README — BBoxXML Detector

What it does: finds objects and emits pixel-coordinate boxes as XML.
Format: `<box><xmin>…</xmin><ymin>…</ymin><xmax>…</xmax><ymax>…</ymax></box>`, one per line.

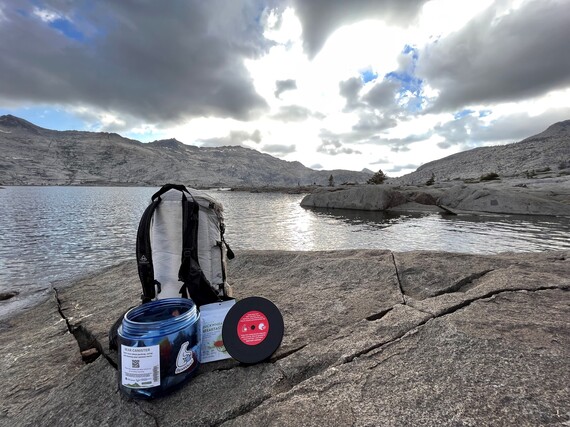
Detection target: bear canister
<box><xmin>117</xmin><ymin>298</ymin><xmax>201</xmax><ymax>399</ymax></box>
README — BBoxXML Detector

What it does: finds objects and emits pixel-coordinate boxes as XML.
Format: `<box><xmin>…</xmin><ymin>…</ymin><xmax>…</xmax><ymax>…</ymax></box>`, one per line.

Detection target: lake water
<box><xmin>1</xmin><ymin>186</ymin><xmax>569</xmax><ymax>318</ymax></box>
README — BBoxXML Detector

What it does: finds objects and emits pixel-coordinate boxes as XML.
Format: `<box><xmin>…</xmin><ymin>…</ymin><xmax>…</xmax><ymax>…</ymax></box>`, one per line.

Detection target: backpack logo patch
<box><xmin>139</xmin><ymin>255</ymin><xmax>149</xmax><ymax>264</ymax></box>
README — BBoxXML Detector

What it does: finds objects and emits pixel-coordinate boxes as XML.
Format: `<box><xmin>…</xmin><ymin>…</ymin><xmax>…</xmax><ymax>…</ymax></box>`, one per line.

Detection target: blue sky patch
<box><xmin>360</xmin><ymin>69</ymin><xmax>378</xmax><ymax>83</ymax></box>
<box><xmin>0</xmin><ymin>107</ymin><xmax>87</xmax><ymax>131</ymax></box>
<box><xmin>454</xmin><ymin>109</ymin><xmax>475</xmax><ymax>119</ymax></box>
<box><xmin>383</xmin><ymin>45</ymin><xmax>425</xmax><ymax>112</ymax></box>
<box><xmin>49</xmin><ymin>18</ymin><xmax>85</xmax><ymax>41</ymax></box>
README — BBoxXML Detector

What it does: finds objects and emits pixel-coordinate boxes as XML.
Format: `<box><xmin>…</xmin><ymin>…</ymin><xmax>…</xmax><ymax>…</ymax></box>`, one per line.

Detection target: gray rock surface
<box><xmin>438</xmin><ymin>183</ymin><xmax>570</xmax><ymax>216</ymax></box>
<box><xmin>1</xmin><ymin>250</ymin><xmax>569</xmax><ymax>426</ymax></box>
<box><xmin>300</xmin><ymin>179</ymin><xmax>570</xmax><ymax>216</ymax></box>
<box><xmin>300</xmin><ymin>186</ymin><xmax>396</xmax><ymax>210</ymax></box>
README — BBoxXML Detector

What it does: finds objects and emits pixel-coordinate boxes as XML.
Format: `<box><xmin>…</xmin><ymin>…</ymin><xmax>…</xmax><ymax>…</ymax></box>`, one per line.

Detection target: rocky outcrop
<box><xmin>438</xmin><ymin>183</ymin><xmax>570</xmax><ymax>216</ymax></box>
<box><xmin>0</xmin><ymin>115</ymin><xmax>370</xmax><ymax>187</ymax></box>
<box><xmin>1</xmin><ymin>250</ymin><xmax>569</xmax><ymax>426</ymax></box>
<box><xmin>301</xmin><ymin>179</ymin><xmax>570</xmax><ymax>216</ymax></box>
<box><xmin>300</xmin><ymin>186</ymin><xmax>396</xmax><ymax>210</ymax></box>
<box><xmin>392</xmin><ymin>120</ymin><xmax>570</xmax><ymax>185</ymax></box>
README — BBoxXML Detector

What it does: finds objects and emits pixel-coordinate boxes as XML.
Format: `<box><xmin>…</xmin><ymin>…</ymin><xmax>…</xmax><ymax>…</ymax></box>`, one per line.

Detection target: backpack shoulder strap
<box><xmin>136</xmin><ymin>184</ymin><xmax>187</xmax><ymax>301</ymax></box>
<box><xmin>136</xmin><ymin>197</ymin><xmax>161</xmax><ymax>302</ymax></box>
<box><xmin>178</xmin><ymin>193</ymin><xmax>221</xmax><ymax>306</ymax></box>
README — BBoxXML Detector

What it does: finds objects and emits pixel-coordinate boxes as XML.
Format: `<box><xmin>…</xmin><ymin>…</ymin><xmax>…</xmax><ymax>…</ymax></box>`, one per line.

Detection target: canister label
<box><xmin>121</xmin><ymin>344</ymin><xmax>161</xmax><ymax>389</ymax></box>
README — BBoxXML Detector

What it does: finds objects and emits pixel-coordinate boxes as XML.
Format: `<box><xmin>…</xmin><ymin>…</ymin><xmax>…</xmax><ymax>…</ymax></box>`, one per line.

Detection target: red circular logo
<box><xmin>237</xmin><ymin>310</ymin><xmax>269</xmax><ymax>346</ymax></box>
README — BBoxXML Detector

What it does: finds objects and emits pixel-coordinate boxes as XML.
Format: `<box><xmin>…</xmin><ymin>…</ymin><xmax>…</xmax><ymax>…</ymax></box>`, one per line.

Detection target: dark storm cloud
<box><xmin>417</xmin><ymin>0</ymin><xmax>570</xmax><ymax>111</ymax></box>
<box><xmin>0</xmin><ymin>1</ymin><xmax>271</xmax><ymax>124</ymax></box>
<box><xmin>317</xmin><ymin>139</ymin><xmax>362</xmax><ymax>155</ymax></box>
<box><xmin>274</xmin><ymin>79</ymin><xmax>297</xmax><ymax>98</ymax></box>
<box><xmin>289</xmin><ymin>0</ymin><xmax>428</xmax><ymax>58</ymax></box>
<box><xmin>200</xmin><ymin>129</ymin><xmax>262</xmax><ymax>147</ymax></box>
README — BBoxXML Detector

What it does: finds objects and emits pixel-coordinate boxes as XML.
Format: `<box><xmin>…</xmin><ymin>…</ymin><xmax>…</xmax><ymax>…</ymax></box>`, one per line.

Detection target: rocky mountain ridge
<box><xmin>0</xmin><ymin>115</ymin><xmax>371</xmax><ymax>187</ymax></box>
<box><xmin>392</xmin><ymin>120</ymin><xmax>570</xmax><ymax>185</ymax></box>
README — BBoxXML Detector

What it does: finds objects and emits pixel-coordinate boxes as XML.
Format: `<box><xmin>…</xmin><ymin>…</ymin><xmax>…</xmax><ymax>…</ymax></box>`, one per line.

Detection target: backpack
<box><xmin>136</xmin><ymin>183</ymin><xmax>234</xmax><ymax>306</ymax></box>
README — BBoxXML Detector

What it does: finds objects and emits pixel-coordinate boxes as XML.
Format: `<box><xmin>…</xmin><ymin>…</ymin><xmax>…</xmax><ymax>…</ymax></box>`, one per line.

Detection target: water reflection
<box><xmin>306</xmin><ymin>207</ymin><xmax>570</xmax><ymax>253</ymax></box>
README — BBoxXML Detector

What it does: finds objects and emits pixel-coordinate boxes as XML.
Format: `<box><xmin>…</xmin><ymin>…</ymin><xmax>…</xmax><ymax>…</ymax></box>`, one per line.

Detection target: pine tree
<box><xmin>367</xmin><ymin>169</ymin><xmax>387</xmax><ymax>184</ymax></box>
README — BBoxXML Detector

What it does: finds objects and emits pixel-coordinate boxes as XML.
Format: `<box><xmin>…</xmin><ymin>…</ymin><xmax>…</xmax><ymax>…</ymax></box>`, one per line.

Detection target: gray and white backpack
<box><xmin>136</xmin><ymin>184</ymin><xmax>234</xmax><ymax>306</ymax></box>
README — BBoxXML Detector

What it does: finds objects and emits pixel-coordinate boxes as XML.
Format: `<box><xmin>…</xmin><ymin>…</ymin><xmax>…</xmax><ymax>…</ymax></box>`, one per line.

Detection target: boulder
<box><xmin>438</xmin><ymin>183</ymin><xmax>570</xmax><ymax>216</ymax></box>
<box><xmin>300</xmin><ymin>186</ymin><xmax>395</xmax><ymax>210</ymax></box>
<box><xmin>1</xmin><ymin>250</ymin><xmax>569</xmax><ymax>426</ymax></box>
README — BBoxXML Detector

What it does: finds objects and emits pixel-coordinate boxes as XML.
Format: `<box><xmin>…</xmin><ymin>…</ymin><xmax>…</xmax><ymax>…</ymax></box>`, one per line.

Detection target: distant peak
<box><xmin>525</xmin><ymin>119</ymin><xmax>570</xmax><ymax>141</ymax></box>
<box><xmin>545</xmin><ymin>119</ymin><xmax>570</xmax><ymax>132</ymax></box>
<box><xmin>0</xmin><ymin>115</ymin><xmax>44</xmax><ymax>134</ymax></box>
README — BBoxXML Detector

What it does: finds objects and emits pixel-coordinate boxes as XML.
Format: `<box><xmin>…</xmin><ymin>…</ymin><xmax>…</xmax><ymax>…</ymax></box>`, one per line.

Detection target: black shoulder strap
<box><xmin>137</xmin><ymin>184</ymin><xmax>190</xmax><ymax>302</ymax></box>
<box><xmin>178</xmin><ymin>193</ymin><xmax>221</xmax><ymax>306</ymax></box>
<box><xmin>136</xmin><ymin>197</ymin><xmax>161</xmax><ymax>302</ymax></box>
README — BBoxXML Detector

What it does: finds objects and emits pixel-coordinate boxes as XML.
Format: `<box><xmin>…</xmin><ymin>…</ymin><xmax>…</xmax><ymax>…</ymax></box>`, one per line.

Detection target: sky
<box><xmin>1</xmin><ymin>0</ymin><xmax>569</xmax><ymax>176</ymax></box>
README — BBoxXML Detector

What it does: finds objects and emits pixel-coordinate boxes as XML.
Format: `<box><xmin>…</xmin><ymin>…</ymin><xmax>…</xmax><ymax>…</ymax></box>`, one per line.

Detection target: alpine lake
<box><xmin>1</xmin><ymin>186</ymin><xmax>569</xmax><ymax>318</ymax></box>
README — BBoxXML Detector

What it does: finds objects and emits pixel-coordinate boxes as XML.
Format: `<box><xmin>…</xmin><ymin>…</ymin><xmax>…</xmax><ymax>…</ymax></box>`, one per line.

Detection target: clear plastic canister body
<box><xmin>118</xmin><ymin>298</ymin><xmax>201</xmax><ymax>399</ymax></box>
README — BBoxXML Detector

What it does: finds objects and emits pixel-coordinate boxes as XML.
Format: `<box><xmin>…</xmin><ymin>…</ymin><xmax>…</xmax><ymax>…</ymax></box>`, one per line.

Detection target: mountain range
<box><xmin>393</xmin><ymin>120</ymin><xmax>570</xmax><ymax>185</ymax></box>
<box><xmin>1</xmin><ymin>115</ymin><xmax>568</xmax><ymax>187</ymax></box>
<box><xmin>0</xmin><ymin>115</ymin><xmax>371</xmax><ymax>187</ymax></box>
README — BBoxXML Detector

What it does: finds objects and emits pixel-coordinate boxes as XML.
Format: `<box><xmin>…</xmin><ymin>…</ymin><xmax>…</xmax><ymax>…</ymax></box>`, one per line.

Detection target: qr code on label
<box><xmin>131</xmin><ymin>360</ymin><xmax>140</xmax><ymax>368</ymax></box>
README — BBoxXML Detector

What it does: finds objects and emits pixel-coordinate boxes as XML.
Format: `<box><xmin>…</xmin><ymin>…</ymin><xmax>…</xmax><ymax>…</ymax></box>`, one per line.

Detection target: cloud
<box><xmin>370</xmin><ymin>157</ymin><xmax>390</xmax><ymax>165</ymax></box>
<box><xmin>387</xmin><ymin>163</ymin><xmax>419</xmax><ymax>173</ymax></box>
<box><xmin>310</xmin><ymin>163</ymin><xmax>323</xmax><ymax>169</ymax></box>
<box><xmin>390</xmin><ymin>146</ymin><xmax>411</xmax><ymax>153</ymax></box>
<box><xmin>271</xmin><ymin>105</ymin><xmax>325</xmax><ymax>122</ymax></box>
<box><xmin>317</xmin><ymin>138</ymin><xmax>362</xmax><ymax>155</ymax></box>
<box><xmin>336</xmin><ymin>47</ymin><xmax>425</xmax><ymax>144</ymax></box>
<box><xmin>362</xmin><ymin>79</ymin><xmax>400</xmax><ymax>109</ymax></box>
<box><xmin>434</xmin><ymin>107</ymin><xmax>570</xmax><ymax>149</ymax></box>
<box><xmin>352</xmin><ymin>112</ymin><xmax>397</xmax><ymax>133</ymax></box>
<box><xmin>261</xmin><ymin>143</ymin><xmax>296</xmax><ymax>155</ymax></box>
<box><xmin>0</xmin><ymin>1</ymin><xmax>270</xmax><ymax>124</ymax></box>
<box><xmin>417</xmin><ymin>0</ymin><xmax>570</xmax><ymax>111</ymax></box>
<box><xmin>199</xmin><ymin>129</ymin><xmax>262</xmax><ymax>147</ymax></box>
<box><xmin>339</xmin><ymin>77</ymin><xmax>364</xmax><ymax>111</ymax></box>
<box><xmin>274</xmin><ymin>79</ymin><xmax>297</xmax><ymax>98</ymax></box>
<box><xmin>289</xmin><ymin>0</ymin><xmax>428</xmax><ymax>58</ymax></box>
